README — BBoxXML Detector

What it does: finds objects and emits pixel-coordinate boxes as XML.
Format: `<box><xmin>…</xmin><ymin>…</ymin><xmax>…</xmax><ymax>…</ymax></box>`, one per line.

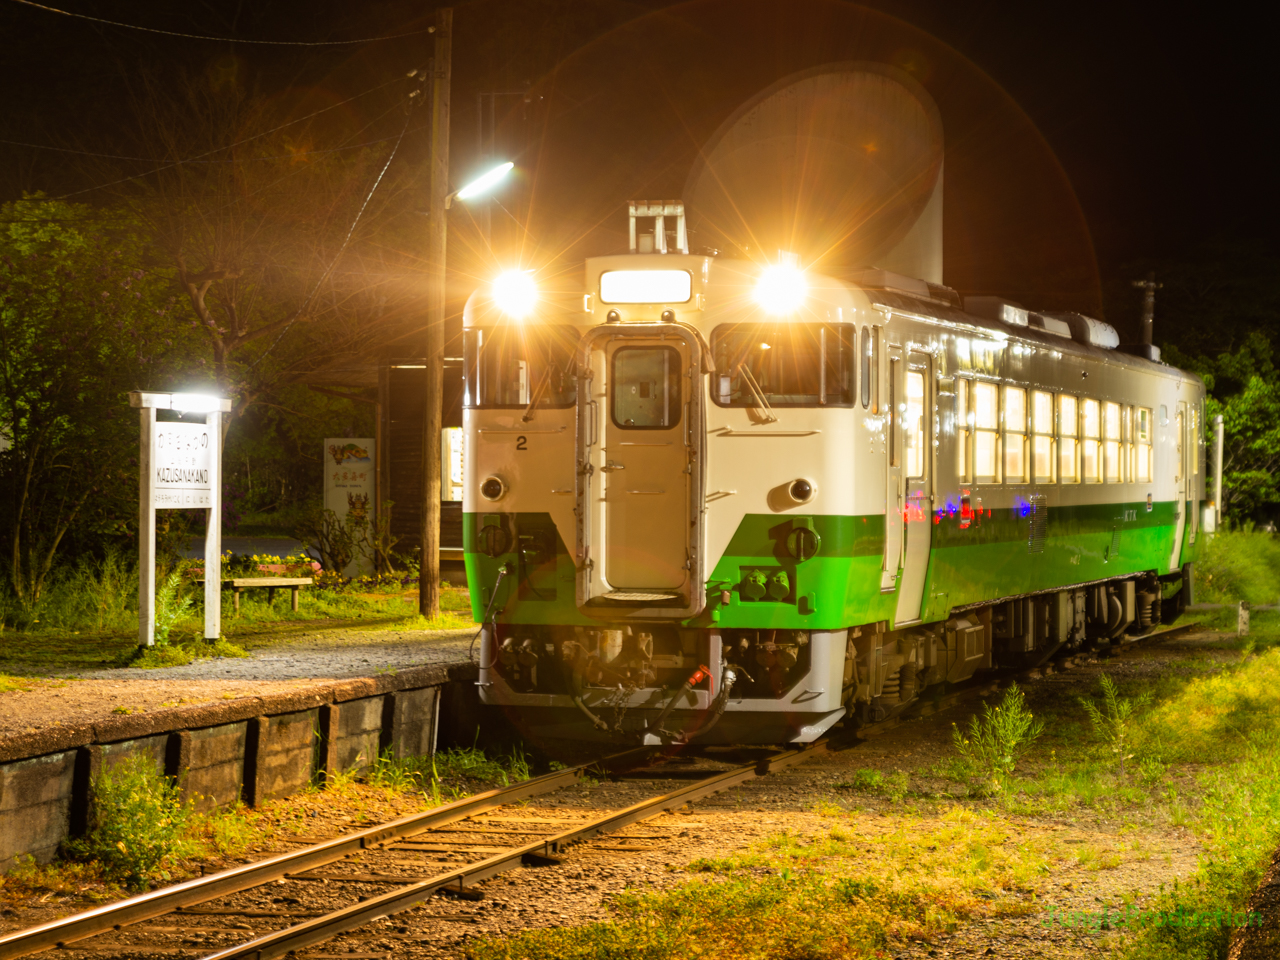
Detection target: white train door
<box><xmin>1169</xmin><ymin>400</ymin><xmax>1187</xmax><ymax>570</ymax></box>
<box><xmin>895</xmin><ymin>353</ymin><xmax>933</xmax><ymax>624</ymax></box>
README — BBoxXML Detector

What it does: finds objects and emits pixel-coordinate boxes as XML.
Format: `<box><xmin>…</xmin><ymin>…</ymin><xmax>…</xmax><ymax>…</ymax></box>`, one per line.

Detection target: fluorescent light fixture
<box><xmin>492</xmin><ymin>269</ymin><xmax>538</xmax><ymax>319</ymax></box>
<box><xmin>170</xmin><ymin>393</ymin><xmax>224</xmax><ymax>414</ymax></box>
<box><xmin>755</xmin><ymin>262</ymin><xmax>808</xmax><ymax>315</ymax></box>
<box><xmin>456</xmin><ymin>161</ymin><xmax>514</xmax><ymax>201</ymax></box>
<box><xmin>600</xmin><ymin>269</ymin><xmax>692</xmax><ymax>304</ymax></box>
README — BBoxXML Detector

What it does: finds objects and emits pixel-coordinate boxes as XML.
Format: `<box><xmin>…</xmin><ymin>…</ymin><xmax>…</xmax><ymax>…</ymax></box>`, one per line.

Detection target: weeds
<box><xmin>63</xmin><ymin>755</ymin><xmax>200</xmax><ymax>889</ymax></box>
<box><xmin>153</xmin><ymin>569</ymin><xmax>193</xmax><ymax>645</ymax></box>
<box><xmin>1078</xmin><ymin>673</ymin><xmax>1152</xmax><ymax>780</ymax></box>
<box><xmin>951</xmin><ymin>683</ymin><xmax>1045</xmax><ymax>793</ymax></box>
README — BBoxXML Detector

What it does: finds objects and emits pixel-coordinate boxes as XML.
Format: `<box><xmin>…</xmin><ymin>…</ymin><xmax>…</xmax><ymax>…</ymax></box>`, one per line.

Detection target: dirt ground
<box><xmin>1</xmin><ymin>630</ymin><xmax>1246</xmax><ymax>959</ymax></box>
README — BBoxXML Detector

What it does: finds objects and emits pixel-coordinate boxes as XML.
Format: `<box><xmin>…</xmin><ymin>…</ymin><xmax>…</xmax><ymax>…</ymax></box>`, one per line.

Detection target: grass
<box><xmin>473</xmin><ymin>805</ymin><xmax>1055</xmax><ymax>960</ymax></box>
<box><xmin>0</xmin><ymin>556</ymin><xmax>475</xmax><ymax>672</ymax></box>
<box><xmin>1195</xmin><ymin>525</ymin><xmax>1280</xmax><ymax>605</ymax></box>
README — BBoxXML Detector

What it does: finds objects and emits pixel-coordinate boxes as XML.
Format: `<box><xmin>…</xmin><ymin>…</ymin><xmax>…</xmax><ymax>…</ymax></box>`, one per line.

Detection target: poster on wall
<box><xmin>324</xmin><ymin>438</ymin><xmax>375</xmax><ymax>576</ymax></box>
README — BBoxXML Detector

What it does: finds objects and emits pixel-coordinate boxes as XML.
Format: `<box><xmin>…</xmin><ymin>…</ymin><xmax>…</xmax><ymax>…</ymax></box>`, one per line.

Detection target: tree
<box><xmin>1164</xmin><ymin>334</ymin><xmax>1280</xmax><ymax>519</ymax></box>
<box><xmin>100</xmin><ymin>67</ymin><xmax>427</xmax><ymax>429</ymax></box>
<box><xmin>0</xmin><ymin>198</ymin><xmax>196</xmax><ymax>605</ymax></box>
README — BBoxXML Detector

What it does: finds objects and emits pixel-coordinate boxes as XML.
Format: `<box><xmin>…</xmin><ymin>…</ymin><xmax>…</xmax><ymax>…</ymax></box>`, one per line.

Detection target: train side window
<box><xmin>1136</xmin><ymin>407</ymin><xmax>1153</xmax><ymax>482</ymax></box>
<box><xmin>1058</xmin><ymin>394</ymin><xmax>1079</xmax><ymax>482</ymax></box>
<box><xmin>1103</xmin><ymin>401</ymin><xmax>1122</xmax><ymax>482</ymax></box>
<box><xmin>1032</xmin><ymin>390</ymin><xmax>1054</xmax><ymax>482</ymax></box>
<box><xmin>1082</xmin><ymin>398</ymin><xmax>1101</xmax><ymax>482</ymax></box>
<box><xmin>973</xmin><ymin>381</ymin><xmax>999</xmax><ymax>483</ymax></box>
<box><xmin>1191</xmin><ymin>404</ymin><xmax>1200</xmax><ymax>477</ymax></box>
<box><xmin>860</xmin><ymin>327</ymin><xmax>871</xmax><ymax>408</ymax></box>
<box><xmin>905</xmin><ymin>371</ymin><xmax>926</xmax><ymax>478</ymax></box>
<box><xmin>1004</xmin><ymin>386</ymin><xmax>1028</xmax><ymax>483</ymax></box>
<box><xmin>1121</xmin><ymin>405</ymin><xmax>1133</xmax><ymax>482</ymax></box>
<box><xmin>956</xmin><ymin>378</ymin><xmax>972</xmax><ymax>482</ymax></box>
<box><xmin>1175</xmin><ymin>409</ymin><xmax>1184</xmax><ymax>484</ymax></box>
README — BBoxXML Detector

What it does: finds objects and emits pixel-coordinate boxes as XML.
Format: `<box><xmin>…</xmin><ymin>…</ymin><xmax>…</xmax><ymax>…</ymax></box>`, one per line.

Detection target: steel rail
<box><xmin>0</xmin><ymin>750</ymin><xmax>651</xmax><ymax>960</ymax></box>
<box><xmin>197</xmin><ymin>741</ymin><xmax>828</xmax><ymax>960</ymax></box>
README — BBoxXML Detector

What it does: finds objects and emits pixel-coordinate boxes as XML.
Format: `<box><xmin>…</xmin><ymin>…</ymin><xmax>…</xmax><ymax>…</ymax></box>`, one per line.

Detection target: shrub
<box><xmin>1078</xmin><ymin>673</ymin><xmax>1153</xmax><ymax>779</ymax></box>
<box><xmin>64</xmin><ymin>755</ymin><xmax>200</xmax><ymax>888</ymax></box>
<box><xmin>951</xmin><ymin>683</ymin><xmax>1045</xmax><ymax>792</ymax></box>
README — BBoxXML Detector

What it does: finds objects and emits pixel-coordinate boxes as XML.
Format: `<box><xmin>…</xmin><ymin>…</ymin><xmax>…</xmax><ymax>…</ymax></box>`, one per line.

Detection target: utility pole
<box><xmin>420</xmin><ymin>6</ymin><xmax>451</xmax><ymax>619</ymax></box>
<box><xmin>1132</xmin><ymin>271</ymin><xmax>1162</xmax><ymax>346</ymax></box>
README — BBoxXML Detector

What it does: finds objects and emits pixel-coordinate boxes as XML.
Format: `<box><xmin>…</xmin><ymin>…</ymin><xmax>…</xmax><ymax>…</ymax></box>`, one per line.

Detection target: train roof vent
<box><xmin>964</xmin><ymin>295</ymin><xmax>1028</xmax><ymax>327</ymax></box>
<box><xmin>1028</xmin><ymin>313</ymin><xmax>1072</xmax><ymax>338</ymax></box>
<box><xmin>1038</xmin><ymin>311</ymin><xmax>1120</xmax><ymax>349</ymax></box>
<box><xmin>853</xmin><ymin>269</ymin><xmax>961</xmax><ymax>307</ymax></box>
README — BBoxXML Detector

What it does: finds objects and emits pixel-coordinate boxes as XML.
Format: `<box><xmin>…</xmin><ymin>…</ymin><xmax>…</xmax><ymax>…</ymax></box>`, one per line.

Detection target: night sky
<box><xmin>0</xmin><ymin>0</ymin><xmax>1269</xmax><ymax>337</ymax></box>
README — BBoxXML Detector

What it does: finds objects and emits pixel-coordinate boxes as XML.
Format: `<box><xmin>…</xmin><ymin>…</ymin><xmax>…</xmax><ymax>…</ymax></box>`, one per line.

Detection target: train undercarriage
<box><xmin>480</xmin><ymin>566</ymin><xmax>1192</xmax><ymax>746</ymax></box>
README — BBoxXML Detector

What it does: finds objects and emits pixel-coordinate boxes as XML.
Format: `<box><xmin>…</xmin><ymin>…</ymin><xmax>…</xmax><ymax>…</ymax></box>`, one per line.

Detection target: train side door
<box><xmin>895</xmin><ymin>353</ymin><xmax>933</xmax><ymax>624</ymax></box>
<box><xmin>1169</xmin><ymin>400</ymin><xmax>1187</xmax><ymax>570</ymax></box>
<box><xmin>881</xmin><ymin>344</ymin><xmax>905</xmax><ymax>592</ymax></box>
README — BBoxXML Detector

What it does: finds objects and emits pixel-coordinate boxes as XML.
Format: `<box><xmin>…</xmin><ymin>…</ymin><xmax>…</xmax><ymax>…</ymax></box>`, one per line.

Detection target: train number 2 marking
<box><xmin>516</xmin><ymin>435</ymin><xmax>528</xmax><ymax>451</ymax></box>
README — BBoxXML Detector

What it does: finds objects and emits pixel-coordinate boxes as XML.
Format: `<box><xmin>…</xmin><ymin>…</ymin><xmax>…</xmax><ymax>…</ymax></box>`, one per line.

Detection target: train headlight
<box><xmin>755</xmin><ymin>262</ymin><xmax>807</xmax><ymax>315</ymax></box>
<box><xmin>480</xmin><ymin>476</ymin><xmax>507</xmax><ymax>501</ymax></box>
<box><xmin>788</xmin><ymin>479</ymin><xmax>815</xmax><ymax>504</ymax></box>
<box><xmin>492</xmin><ymin>270</ymin><xmax>538</xmax><ymax>319</ymax></box>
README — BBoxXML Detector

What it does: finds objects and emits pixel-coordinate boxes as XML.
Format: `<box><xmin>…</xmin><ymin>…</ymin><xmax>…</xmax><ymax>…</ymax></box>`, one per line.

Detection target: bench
<box><xmin>197</xmin><ymin>577</ymin><xmax>314</xmax><ymax>613</ymax></box>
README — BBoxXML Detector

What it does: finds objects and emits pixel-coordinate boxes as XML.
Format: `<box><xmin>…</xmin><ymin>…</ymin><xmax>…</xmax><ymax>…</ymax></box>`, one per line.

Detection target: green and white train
<box><xmin>462</xmin><ymin>228</ymin><xmax>1207</xmax><ymax>746</ymax></box>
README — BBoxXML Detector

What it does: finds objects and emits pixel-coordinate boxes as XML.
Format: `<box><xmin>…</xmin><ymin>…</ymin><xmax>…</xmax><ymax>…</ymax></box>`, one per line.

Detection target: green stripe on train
<box><xmin>462</xmin><ymin>502</ymin><xmax>1202</xmax><ymax>630</ymax></box>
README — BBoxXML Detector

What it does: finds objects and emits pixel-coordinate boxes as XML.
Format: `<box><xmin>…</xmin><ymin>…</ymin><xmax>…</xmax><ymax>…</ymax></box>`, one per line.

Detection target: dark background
<box><xmin>0</xmin><ymin>0</ymin><xmax>1271</xmax><ymax>342</ymax></box>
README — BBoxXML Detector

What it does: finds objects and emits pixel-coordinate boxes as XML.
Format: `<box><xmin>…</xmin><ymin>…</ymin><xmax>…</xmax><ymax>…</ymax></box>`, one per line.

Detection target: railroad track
<box><xmin>0</xmin><ymin>743</ymin><xmax>828</xmax><ymax>960</ymax></box>
<box><xmin>0</xmin><ymin>621</ymin><xmax>1203</xmax><ymax>960</ymax></box>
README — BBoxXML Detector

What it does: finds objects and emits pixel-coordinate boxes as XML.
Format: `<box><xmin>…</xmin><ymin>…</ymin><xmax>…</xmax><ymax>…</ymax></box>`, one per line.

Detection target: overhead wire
<box><xmin>7</xmin><ymin>0</ymin><xmax>431</xmax><ymax>45</ymax></box>
<box><xmin>249</xmin><ymin>109</ymin><xmax>413</xmax><ymax>368</ymax></box>
<box><xmin>0</xmin><ymin>133</ymin><xmax>406</xmax><ymax>164</ymax></box>
<box><xmin>10</xmin><ymin>76</ymin><xmax>407</xmax><ymax>201</ymax></box>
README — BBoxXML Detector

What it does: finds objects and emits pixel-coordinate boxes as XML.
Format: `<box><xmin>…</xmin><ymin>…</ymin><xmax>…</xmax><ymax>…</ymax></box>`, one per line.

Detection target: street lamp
<box><xmin>449</xmin><ymin>161</ymin><xmax>514</xmax><ymax>207</ymax></box>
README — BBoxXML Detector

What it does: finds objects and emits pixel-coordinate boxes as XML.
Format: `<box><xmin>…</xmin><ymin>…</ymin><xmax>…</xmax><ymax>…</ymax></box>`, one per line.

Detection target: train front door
<box><xmin>891</xmin><ymin>351</ymin><xmax>933</xmax><ymax>625</ymax></box>
<box><xmin>573</xmin><ymin>323</ymin><xmax>707</xmax><ymax>617</ymax></box>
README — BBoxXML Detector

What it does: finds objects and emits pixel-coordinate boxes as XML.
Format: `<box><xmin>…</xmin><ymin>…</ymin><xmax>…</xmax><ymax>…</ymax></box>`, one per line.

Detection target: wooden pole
<box><xmin>420</xmin><ymin>7</ymin><xmax>451</xmax><ymax>618</ymax></box>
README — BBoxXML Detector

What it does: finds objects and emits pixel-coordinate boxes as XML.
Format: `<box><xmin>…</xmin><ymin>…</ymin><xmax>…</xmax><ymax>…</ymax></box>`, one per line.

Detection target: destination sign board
<box><xmin>153</xmin><ymin>421</ymin><xmax>213</xmax><ymax>508</ymax></box>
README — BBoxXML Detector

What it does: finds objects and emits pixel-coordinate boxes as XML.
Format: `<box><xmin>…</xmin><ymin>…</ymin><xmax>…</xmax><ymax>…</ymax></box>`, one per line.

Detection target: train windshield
<box><xmin>463</xmin><ymin>325</ymin><xmax>579</xmax><ymax>409</ymax></box>
<box><xmin>711</xmin><ymin>322</ymin><xmax>855</xmax><ymax>407</ymax></box>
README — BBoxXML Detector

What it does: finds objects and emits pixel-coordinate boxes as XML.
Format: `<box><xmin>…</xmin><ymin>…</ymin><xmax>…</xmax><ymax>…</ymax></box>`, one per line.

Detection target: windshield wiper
<box><xmin>735</xmin><ymin>364</ymin><xmax>778</xmax><ymax>423</ymax></box>
<box><xmin>521</xmin><ymin>367</ymin><xmax>554</xmax><ymax>422</ymax></box>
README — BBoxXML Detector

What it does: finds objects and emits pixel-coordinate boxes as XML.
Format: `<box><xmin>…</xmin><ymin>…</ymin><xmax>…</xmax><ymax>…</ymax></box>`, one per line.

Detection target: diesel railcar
<box><xmin>462</xmin><ymin>228</ymin><xmax>1206</xmax><ymax>746</ymax></box>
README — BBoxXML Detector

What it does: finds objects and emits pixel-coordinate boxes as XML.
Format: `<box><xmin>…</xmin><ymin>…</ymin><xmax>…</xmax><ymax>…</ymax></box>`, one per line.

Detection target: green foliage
<box><xmin>367</xmin><ymin>745</ymin><xmax>533</xmax><ymax>804</ymax></box>
<box><xmin>951</xmin><ymin>683</ymin><xmax>1045</xmax><ymax>793</ymax></box>
<box><xmin>1195</xmin><ymin>528</ymin><xmax>1280</xmax><ymax>605</ymax></box>
<box><xmin>0</xmin><ymin>198</ymin><xmax>199</xmax><ymax>605</ymax></box>
<box><xmin>1078</xmin><ymin>673</ymin><xmax>1153</xmax><ymax>780</ymax></box>
<box><xmin>153</xmin><ymin>569</ymin><xmax>193</xmax><ymax>645</ymax></box>
<box><xmin>63</xmin><ymin>755</ymin><xmax>200</xmax><ymax>889</ymax></box>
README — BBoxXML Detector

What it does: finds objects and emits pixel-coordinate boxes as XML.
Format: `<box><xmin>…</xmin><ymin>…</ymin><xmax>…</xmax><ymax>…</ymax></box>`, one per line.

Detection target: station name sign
<box><xmin>152</xmin><ymin>421</ymin><xmax>213</xmax><ymax>508</ymax></box>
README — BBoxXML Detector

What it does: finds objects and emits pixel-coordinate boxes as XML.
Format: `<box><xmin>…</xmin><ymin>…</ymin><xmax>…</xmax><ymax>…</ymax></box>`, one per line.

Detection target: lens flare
<box><xmin>492</xmin><ymin>270</ymin><xmax>538</xmax><ymax>319</ymax></box>
<box><xmin>755</xmin><ymin>263</ymin><xmax>808</xmax><ymax>315</ymax></box>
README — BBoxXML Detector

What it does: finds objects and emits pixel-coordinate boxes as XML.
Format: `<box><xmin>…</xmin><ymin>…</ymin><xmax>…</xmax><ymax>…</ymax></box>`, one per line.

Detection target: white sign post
<box><xmin>131</xmin><ymin>391</ymin><xmax>232</xmax><ymax>648</ymax></box>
